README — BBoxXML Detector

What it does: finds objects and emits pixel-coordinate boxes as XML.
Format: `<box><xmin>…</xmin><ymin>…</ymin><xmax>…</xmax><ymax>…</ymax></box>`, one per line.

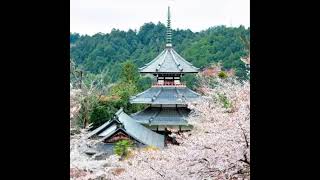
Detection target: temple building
<box><xmin>88</xmin><ymin>7</ymin><xmax>199</xmax><ymax>148</ymax></box>
<box><xmin>87</xmin><ymin>108</ymin><xmax>165</xmax><ymax>148</ymax></box>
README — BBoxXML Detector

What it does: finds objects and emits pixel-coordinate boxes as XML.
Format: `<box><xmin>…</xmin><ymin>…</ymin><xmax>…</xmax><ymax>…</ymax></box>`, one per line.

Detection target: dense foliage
<box><xmin>70</xmin><ymin>23</ymin><xmax>250</xmax><ymax>82</ymax></box>
<box><xmin>70</xmin><ymin>61</ymin><xmax>149</xmax><ymax>129</ymax></box>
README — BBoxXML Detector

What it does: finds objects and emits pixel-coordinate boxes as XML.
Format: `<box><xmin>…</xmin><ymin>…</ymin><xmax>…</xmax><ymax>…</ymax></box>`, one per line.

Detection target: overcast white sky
<box><xmin>70</xmin><ymin>0</ymin><xmax>250</xmax><ymax>35</ymax></box>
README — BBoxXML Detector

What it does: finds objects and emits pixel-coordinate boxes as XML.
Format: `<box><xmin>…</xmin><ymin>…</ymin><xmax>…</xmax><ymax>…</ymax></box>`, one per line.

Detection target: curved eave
<box><xmin>130</xmin><ymin>98</ymin><xmax>200</xmax><ymax>105</ymax></box>
<box><xmin>139</xmin><ymin>71</ymin><xmax>199</xmax><ymax>74</ymax></box>
<box><xmin>130</xmin><ymin>106</ymin><xmax>192</xmax><ymax>127</ymax></box>
<box><xmin>139</xmin><ymin>66</ymin><xmax>199</xmax><ymax>74</ymax></box>
<box><xmin>130</xmin><ymin>86</ymin><xmax>200</xmax><ymax>105</ymax></box>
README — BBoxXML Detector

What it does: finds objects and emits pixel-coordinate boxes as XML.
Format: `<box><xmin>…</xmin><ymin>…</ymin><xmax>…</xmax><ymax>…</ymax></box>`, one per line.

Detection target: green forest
<box><xmin>70</xmin><ymin>22</ymin><xmax>250</xmax><ymax>83</ymax></box>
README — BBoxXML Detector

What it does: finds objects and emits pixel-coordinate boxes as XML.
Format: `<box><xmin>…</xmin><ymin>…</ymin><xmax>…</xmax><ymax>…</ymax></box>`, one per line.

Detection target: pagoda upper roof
<box><xmin>139</xmin><ymin>47</ymin><xmax>199</xmax><ymax>74</ymax></box>
<box><xmin>129</xmin><ymin>86</ymin><xmax>200</xmax><ymax>104</ymax></box>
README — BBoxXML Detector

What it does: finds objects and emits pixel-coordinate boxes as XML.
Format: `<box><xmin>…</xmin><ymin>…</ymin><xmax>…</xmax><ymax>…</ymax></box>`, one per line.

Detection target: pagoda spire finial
<box><xmin>166</xmin><ymin>6</ymin><xmax>172</xmax><ymax>48</ymax></box>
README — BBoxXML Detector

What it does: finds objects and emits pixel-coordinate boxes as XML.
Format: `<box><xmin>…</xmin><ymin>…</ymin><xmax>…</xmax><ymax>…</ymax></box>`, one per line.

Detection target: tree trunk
<box><xmin>84</xmin><ymin>112</ymin><xmax>88</xmax><ymax>128</ymax></box>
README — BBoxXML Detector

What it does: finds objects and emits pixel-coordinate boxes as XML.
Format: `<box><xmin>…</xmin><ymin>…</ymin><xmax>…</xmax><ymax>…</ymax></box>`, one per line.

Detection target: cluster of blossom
<box><xmin>70</xmin><ymin>128</ymin><xmax>110</xmax><ymax>179</ymax></box>
<box><xmin>200</xmin><ymin>63</ymin><xmax>235</xmax><ymax>78</ymax></box>
<box><xmin>240</xmin><ymin>53</ymin><xmax>250</xmax><ymax>76</ymax></box>
<box><xmin>70</xmin><ymin>77</ymin><xmax>250</xmax><ymax>180</ymax></box>
<box><xmin>70</xmin><ymin>89</ymin><xmax>82</xmax><ymax>119</ymax></box>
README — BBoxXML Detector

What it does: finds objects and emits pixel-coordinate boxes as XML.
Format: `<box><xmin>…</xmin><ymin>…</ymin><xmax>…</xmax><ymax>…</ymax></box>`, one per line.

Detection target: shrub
<box><xmin>217</xmin><ymin>93</ymin><xmax>232</xmax><ymax>109</ymax></box>
<box><xmin>218</xmin><ymin>71</ymin><xmax>228</xmax><ymax>79</ymax></box>
<box><xmin>114</xmin><ymin>140</ymin><xmax>134</xmax><ymax>160</ymax></box>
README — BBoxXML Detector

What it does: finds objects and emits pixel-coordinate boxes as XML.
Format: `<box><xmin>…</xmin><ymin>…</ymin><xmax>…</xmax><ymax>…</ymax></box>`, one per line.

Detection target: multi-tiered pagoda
<box><xmin>88</xmin><ymin>7</ymin><xmax>199</xmax><ymax>148</ymax></box>
<box><xmin>130</xmin><ymin>7</ymin><xmax>200</xmax><ymax>131</ymax></box>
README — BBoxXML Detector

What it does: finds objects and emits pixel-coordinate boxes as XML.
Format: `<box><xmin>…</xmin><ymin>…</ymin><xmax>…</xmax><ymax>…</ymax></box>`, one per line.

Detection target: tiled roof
<box><xmin>130</xmin><ymin>86</ymin><xmax>200</xmax><ymax>104</ymax></box>
<box><xmin>139</xmin><ymin>48</ymin><xmax>199</xmax><ymax>73</ymax></box>
<box><xmin>87</xmin><ymin>108</ymin><xmax>165</xmax><ymax>148</ymax></box>
<box><xmin>131</xmin><ymin>107</ymin><xmax>191</xmax><ymax>126</ymax></box>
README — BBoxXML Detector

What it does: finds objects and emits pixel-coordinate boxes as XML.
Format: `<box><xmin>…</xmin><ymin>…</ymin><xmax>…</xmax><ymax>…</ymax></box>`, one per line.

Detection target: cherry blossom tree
<box><xmin>70</xmin><ymin>69</ymin><xmax>108</xmax><ymax>129</ymax></box>
<box><xmin>239</xmin><ymin>34</ymin><xmax>250</xmax><ymax>77</ymax></box>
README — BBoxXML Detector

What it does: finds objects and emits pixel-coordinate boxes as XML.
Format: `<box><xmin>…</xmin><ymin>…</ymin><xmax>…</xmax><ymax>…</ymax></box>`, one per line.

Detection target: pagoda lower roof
<box><xmin>129</xmin><ymin>86</ymin><xmax>200</xmax><ymax>104</ymax></box>
<box><xmin>139</xmin><ymin>47</ymin><xmax>199</xmax><ymax>73</ymax></box>
<box><xmin>130</xmin><ymin>107</ymin><xmax>190</xmax><ymax>126</ymax></box>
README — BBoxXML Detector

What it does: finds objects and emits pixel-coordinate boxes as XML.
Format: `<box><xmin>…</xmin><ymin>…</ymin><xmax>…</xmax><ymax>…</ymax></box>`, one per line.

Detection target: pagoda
<box><xmin>130</xmin><ymin>6</ymin><xmax>200</xmax><ymax>131</ymax></box>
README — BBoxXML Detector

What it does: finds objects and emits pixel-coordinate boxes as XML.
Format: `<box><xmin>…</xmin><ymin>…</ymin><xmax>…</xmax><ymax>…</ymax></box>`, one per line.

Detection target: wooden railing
<box><xmin>152</xmin><ymin>82</ymin><xmax>186</xmax><ymax>87</ymax></box>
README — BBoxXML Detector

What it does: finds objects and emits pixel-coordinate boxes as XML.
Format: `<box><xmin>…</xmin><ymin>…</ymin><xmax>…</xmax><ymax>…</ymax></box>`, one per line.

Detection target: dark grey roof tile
<box><xmin>139</xmin><ymin>48</ymin><xmax>199</xmax><ymax>73</ymax></box>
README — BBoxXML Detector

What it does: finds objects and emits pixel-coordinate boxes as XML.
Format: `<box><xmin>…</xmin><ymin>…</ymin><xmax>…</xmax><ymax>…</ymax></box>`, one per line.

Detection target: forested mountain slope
<box><xmin>70</xmin><ymin>23</ymin><xmax>250</xmax><ymax>82</ymax></box>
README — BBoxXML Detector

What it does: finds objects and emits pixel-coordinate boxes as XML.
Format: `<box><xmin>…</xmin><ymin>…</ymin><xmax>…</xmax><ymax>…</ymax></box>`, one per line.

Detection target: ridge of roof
<box><xmin>86</xmin><ymin>117</ymin><xmax>121</xmax><ymax>139</ymax></box>
<box><xmin>156</xmin><ymin>49</ymin><xmax>169</xmax><ymax>72</ymax></box>
<box><xmin>139</xmin><ymin>49</ymin><xmax>166</xmax><ymax>70</ymax></box>
<box><xmin>171</xmin><ymin>49</ymin><xmax>195</xmax><ymax>67</ymax></box>
<box><xmin>115</xmin><ymin>109</ymin><xmax>165</xmax><ymax>148</ymax></box>
<box><xmin>169</xmin><ymin>49</ymin><xmax>183</xmax><ymax>71</ymax></box>
<box><xmin>151</xmin><ymin>87</ymin><xmax>162</xmax><ymax>102</ymax></box>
